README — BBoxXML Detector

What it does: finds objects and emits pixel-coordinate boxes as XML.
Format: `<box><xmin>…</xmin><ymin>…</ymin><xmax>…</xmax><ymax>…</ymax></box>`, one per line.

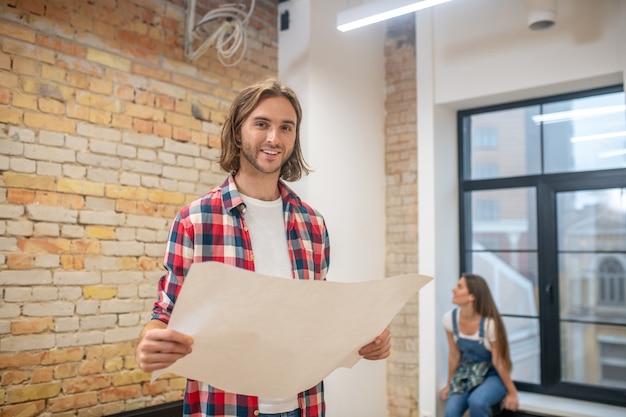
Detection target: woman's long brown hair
<box><xmin>463</xmin><ymin>273</ymin><xmax>513</xmax><ymax>371</ymax></box>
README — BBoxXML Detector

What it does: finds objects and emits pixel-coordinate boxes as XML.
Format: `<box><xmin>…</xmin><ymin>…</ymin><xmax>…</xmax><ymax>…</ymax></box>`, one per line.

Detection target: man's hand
<box><xmin>136</xmin><ymin>326</ymin><xmax>194</xmax><ymax>372</ymax></box>
<box><xmin>358</xmin><ymin>328</ymin><xmax>391</xmax><ymax>360</ymax></box>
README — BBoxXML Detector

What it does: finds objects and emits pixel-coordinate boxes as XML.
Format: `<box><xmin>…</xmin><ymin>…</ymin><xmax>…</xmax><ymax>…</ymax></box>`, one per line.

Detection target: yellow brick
<box><xmin>53</xmin><ymin>362</ymin><xmax>77</xmax><ymax>379</ymax></box>
<box><xmin>0</xmin><ymin>106</ymin><xmax>23</xmax><ymax>125</ymax></box>
<box><xmin>57</xmin><ymin>192</ymin><xmax>85</xmax><ymax>209</ymax></box>
<box><xmin>31</xmin><ymin>368</ymin><xmax>53</xmax><ymax>384</ymax></box>
<box><xmin>38</xmin><ymin>97</ymin><xmax>65</xmax><ymax>114</ymax></box>
<box><xmin>41</xmin><ymin>64</ymin><xmax>66</xmax><ymax>83</ymax></box>
<box><xmin>124</xmin><ymin>102</ymin><xmax>163</xmax><ymax>121</ymax></box>
<box><xmin>3</xmin><ymin>39</ymin><xmax>55</xmax><ymax>65</ymax></box>
<box><xmin>105</xmin><ymin>184</ymin><xmax>148</xmax><ymax>200</ymax></box>
<box><xmin>112</xmin><ymin>370</ymin><xmax>149</xmax><ymax>386</ymax></box>
<box><xmin>60</xmin><ymin>255</ymin><xmax>84</xmax><ymax>270</ymax></box>
<box><xmin>41</xmin><ymin>347</ymin><xmax>84</xmax><ymax>365</ymax></box>
<box><xmin>102</xmin><ymin>343</ymin><xmax>134</xmax><ymax>358</ymax></box>
<box><xmin>0</xmin><ymin>21</ymin><xmax>36</xmax><ymax>43</ymax></box>
<box><xmin>89</xmin><ymin>108</ymin><xmax>112</xmax><ymax>124</ymax></box>
<box><xmin>169</xmin><ymin>376</ymin><xmax>187</xmax><ymax>390</ymax></box>
<box><xmin>86</xmin><ymin>48</ymin><xmax>130</xmax><ymax>72</ymax></box>
<box><xmin>85</xmin><ymin>226</ymin><xmax>116</xmax><ymax>240</ymax></box>
<box><xmin>12</xmin><ymin>57</ymin><xmax>40</xmax><ymax>77</ymax></box>
<box><xmin>66</xmin><ymin>71</ymin><xmax>89</xmax><ymax>89</ymax></box>
<box><xmin>104</xmin><ymin>357</ymin><xmax>123</xmax><ymax>372</ymax></box>
<box><xmin>119</xmin><ymin>257</ymin><xmax>138</xmax><ymax>270</ymax></box>
<box><xmin>84</xmin><ymin>345</ymin><xmax>103</xmax><ymax>360</ymax></box>
<box><xmin>70</xmin><ymin>13</ymin><xmax>92</xmax><ymax>32</ymax></box>
<box><xmin>190</xmin><ymin>130</ymin><xmax>209</xmax><ymax>146</ymax></box>
<box><xmin>0</xmin><ymin>72</ymin><xmax>19</xmax><ymax>89</ymax></box>
<box><xmin>47</xmin><ymin>392</ymin><xmax>97</xmax><ymax>412</ymax></box>
<box><xmin>18</xmin><ymin>238</ymin><xmax>71</xmax><ymax>255</ymax></box>
<box><xmin>0</xmin><ymin>401</ymin><xmax>46</xmax><ymax>417</ymax></box>
<box><xmin>83</xmin><ymin>287</ymin><xmax>117</xmax><ymax>300</ymax></box>
<box><xmin>22</xmin><ymin>79</ymin><xmax>73</xmax><ymax>102</ymax></box>
<box><xmin>165</xmin><ymin>111</ymin><xmax>201</xmax><ymax>130</ymax></box>
<box><xmin>6</xmin><ymin>382</ymin><xmax>61</xmax><ymax>403</ymax></box>
<box><xmin>4</xmin><ymin>173</ymin><xmax>56</xmax><ymax>191</ymax></box>
<box><xmin>184</xmin><ymin>194</ymin><xmax>198</xmax><ymax>204</ymax></box>
<box><xmin>79</xmin><ymin>358</ymin><xmax>103</xmax><ymax>375</ymax></box>
<box><xmin>66</xmin><ymin>103</ymin><xmax>90</xmax><ymax>121</ymax></box>
<box><xmin>90</xmin><ymin>78</ymin><xmax>113</xmax><ymax>95</ymax></box>
<box><xmin>128</xmin><ymin>20</ymin><xmax>149</xmax><ymax>35</ymax></box>
<box><xmin>12</xmin><ymin>92</ymin><xmax>39</xmax><ymax>110</ymax></box>
<box><xmin>148</xmin><ymin>189</ymin><xmax>185</xmax><ymax>205</ymax></box>
<box><xmin>174</xmin><ymin>100</ymin><xmax>192</xmax><ymax>114</ymax></box>
<box><xmin>57</xmin><ymin>178</ymin><xmax>105</xmax><ymax>197</ymax></box>
<box><xmin>75</xmin><ymin>91</ymin><xmax>120</xmax><ymax>112</ymax></box>
<box><xmin>24</xmin><ymin>112</ymin><xmax>74</xmax><ymax>134</ymax></box>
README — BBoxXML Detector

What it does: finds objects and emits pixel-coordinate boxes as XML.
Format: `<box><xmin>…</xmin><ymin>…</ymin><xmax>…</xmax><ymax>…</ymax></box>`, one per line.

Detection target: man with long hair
<box><xmin>135</xmin><ymin>78</ymin><xmax>391</xmax><ymax>417</ymax></box>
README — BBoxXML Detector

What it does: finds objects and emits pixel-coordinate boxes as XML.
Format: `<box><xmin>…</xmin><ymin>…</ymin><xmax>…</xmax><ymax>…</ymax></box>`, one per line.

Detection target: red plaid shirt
<box><xmin>152</xmin><ymin>174</ymin><xmax>330</xmax><ymax>417</ymax></box>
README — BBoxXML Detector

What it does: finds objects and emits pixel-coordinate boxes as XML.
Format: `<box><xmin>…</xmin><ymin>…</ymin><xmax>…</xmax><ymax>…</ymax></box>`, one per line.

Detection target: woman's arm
<box><xmin>440</xmin><ymin>329</ymin><xmax>460</xmax><ymax>400</ymax></box>
<box><xmin>491</xmin><ymin>338</ymin><xmax>519</xmax><ymax>411</ymax></box>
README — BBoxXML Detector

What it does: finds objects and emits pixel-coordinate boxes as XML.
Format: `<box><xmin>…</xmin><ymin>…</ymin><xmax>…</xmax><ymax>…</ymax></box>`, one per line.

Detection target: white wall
<box><xmin>279</xmin><ymin>1</ymin><xmax>388</xmax><ymax>416</ymax></box>
<box><xmin>416</xmin><ymin>1</ymin><xmax>626</xmax><ymax>416</ymax></box>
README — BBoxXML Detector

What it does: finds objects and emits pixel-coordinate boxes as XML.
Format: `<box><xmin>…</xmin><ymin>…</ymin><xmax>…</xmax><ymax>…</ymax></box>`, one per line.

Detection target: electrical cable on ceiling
<box><xmin>185</xmin><ymin>0</ymin><xmax>256</xmax><ymax>66</ymax></box>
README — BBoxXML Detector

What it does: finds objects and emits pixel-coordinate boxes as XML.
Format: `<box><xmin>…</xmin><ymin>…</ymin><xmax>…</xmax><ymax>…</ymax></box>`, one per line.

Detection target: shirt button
<box><xmin>244</xmin><ymin>226</ymin><xmax>249</xmax><ymax>231</ymax></box>
<box><xmin>250</xmin><ymin>254</ymin><xmax>255</xmax><ymax>260</ymax></box>
<box><xmin>253</xmin><ymin>411</ymin><xmax>259</xmax><ymax>416</ymax></box>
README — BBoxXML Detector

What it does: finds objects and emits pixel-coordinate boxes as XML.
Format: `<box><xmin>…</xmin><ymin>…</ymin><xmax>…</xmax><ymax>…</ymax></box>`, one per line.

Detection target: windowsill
<box><xmin>519</xmin><ymin>392</ymin><xmax>626</xmax><ymax>417</ymax></box>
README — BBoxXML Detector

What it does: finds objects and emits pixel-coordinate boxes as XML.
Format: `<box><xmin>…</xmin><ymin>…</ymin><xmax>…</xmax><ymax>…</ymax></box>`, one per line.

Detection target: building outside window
<box><xmin>458</xmin><ymin>85</ymin><xmax>626</xmax><ymax>406</ymax></box>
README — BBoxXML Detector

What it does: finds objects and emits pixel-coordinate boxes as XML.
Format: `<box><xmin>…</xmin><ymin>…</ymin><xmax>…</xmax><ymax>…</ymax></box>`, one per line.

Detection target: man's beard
<box><xmin>241</xmin><ymin>143</ymin><xmax>292</xmax><ymax>175</ymax></box>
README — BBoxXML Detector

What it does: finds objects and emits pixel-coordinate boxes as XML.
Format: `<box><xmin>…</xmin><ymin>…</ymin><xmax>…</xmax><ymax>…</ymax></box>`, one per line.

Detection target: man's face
<box><xmin>238</xmin><ymin>96</ymin><xmax>297</xmax><ymax>178</ymax></box>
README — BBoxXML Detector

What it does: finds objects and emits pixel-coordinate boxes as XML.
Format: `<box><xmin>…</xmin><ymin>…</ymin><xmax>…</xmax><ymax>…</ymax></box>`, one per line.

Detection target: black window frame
<box><xmin>458</xmin><ymin>84</ymin><xmax>626</xmax><ymax>407</ymax></box>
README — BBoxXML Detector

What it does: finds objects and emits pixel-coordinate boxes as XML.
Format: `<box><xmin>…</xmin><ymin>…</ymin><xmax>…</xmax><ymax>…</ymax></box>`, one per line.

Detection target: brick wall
<box><xmin>384</xmin><ymin>15</ymin><xmax>419</xmax><ymax>417</ymax></box>
<box><xmin>0</xmin><ymin>0</ymin><xmax>277</xmax><ymax>416</ymax></box>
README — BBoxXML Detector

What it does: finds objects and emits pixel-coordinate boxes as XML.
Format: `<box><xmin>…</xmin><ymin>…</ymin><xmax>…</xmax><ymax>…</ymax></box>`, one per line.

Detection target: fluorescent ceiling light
<box><xmin>532</xmin><ymin>104</ymin><xmax>626</xmax><ymax>124</ymax></box>
<box><xmin>599</xmin><ymin>149</ymin><xmax>626</xmax><ymax>159</ymax></box>
<box><xmin>570</xmin><ymin>130</ymin><xmax>626</xmax><ymax>143</ymax></box>
<box><xmin>337</xmin><ymin>0</ymin><xmax>454</xmax><ymax>32</ymax></box>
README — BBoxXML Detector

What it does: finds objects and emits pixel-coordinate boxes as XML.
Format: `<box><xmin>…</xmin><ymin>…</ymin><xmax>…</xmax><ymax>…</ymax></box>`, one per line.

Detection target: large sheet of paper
<box><xmin>152</xmin><ymin>261</ymin><xmax>432</xmax><ymax>398</ymax></box>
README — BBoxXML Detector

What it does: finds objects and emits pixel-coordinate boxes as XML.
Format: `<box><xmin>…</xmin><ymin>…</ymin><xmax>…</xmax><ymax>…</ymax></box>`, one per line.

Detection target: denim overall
<box><xmin>444</xmin><ymin>309</ymin><xmax>506</xmax><ymax>417</ymax></box>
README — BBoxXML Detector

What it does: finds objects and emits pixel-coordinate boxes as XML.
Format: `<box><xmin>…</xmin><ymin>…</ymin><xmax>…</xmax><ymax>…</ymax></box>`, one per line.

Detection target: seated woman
<box><xmin>440</xmin><ymin>273</ymin><xmax>519</xmax><ymax>417</ymax></box>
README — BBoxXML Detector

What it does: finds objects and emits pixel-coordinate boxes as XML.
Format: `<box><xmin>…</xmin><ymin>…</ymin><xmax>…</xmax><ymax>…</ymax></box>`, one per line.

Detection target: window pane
<box><xmin>557</xmin><ymin>188</ymin><xmax>626</xmax><ymax>251</ymax></box>
<box><xmin>470</xmin><ymin>188</ymin><xmax>537</xmax><ymax>250</ymax></box>
<box><xmin>468</xmin><ymin>107</ymin><xmax>541</xmax><ymax>179</ymax></box>
<box><xmin>505</xmin><ymin>316</ymin><xmax>540</xmax><ymax>384</ymax></box>
<box><xmin>472</xmin><ymin>252</ymin><xmax>538</xmax><ymax>316</ymax></box>
<box><xmin>559</xmin><ymin>253</ymin><xmax>626</xmax><ymax>325</ymax></box>
<box><xmin>561</xmin><ymin>322</ymin><xmax>626</xmax><ymax>388</ymax></box>
<box><xmin>557</xmin><ymin>188</ymin><xmax>626</xmax><ymax>323</ymax></box>
<box><xmin>542</xmin><ymin>92</ymin><xmax>626</xmax><ymax>173</ymax></box>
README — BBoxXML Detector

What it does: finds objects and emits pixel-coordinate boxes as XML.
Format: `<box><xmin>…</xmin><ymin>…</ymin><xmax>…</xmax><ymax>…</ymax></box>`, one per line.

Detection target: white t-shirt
<box><xmin>442</xmin><ymin>309</ymin><xmax>496</xmax><ymax>352</ymax></box>
<box><xmin>240</xmin><ymin>194</ymin><xmax>299</xmax><ymax>413</ymax></box>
